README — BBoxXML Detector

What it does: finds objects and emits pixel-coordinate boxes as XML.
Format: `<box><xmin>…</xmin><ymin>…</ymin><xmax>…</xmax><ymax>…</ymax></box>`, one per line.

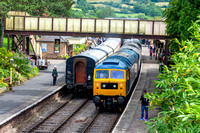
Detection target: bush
<box><xmin>146</xmin><ymin>19</ymin><xmax>200</xmax><ymax>132</ymax></box>
<box><xmin>0</xmin><ymin>48</ymin><xmax>13</xmax><ymax>70</ymax></box>
<box><xmin>13</xmin><ymin>51</ymin><xmax>32</xmax><ymax>75</ymax></box>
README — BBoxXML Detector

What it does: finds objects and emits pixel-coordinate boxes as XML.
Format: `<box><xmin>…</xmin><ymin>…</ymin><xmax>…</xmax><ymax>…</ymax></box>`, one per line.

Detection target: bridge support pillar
<box><xmin>22</xmin><ymin>35</ymin><xmax>26</xmax><ymax>51</ymax></box>
<box><xmin>164</xmin><ymin>40</ymin><xmax>169</xmax><ymax>66</ymax></box>
<box><xmin>11</xmin><ymin>35</ymin><xmax>15</xmax><ymax>51</ymax></box>
<box><xmin>7</xmin><ymin>35</ymin><xmax>10</xmax><ymax>51</ymax></box>
<box><xmin>26</xmin><ymin>36</ymin><xmax>30</xmax><ymax>55</ymax></box>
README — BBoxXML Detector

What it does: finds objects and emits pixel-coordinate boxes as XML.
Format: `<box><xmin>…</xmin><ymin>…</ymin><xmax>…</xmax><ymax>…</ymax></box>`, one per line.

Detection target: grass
<box><xmin>3</xmin><ymin>36</ymin><xmax>34</xmax><ymax>52</ymax></box>
<box><xmin>71</xmin><ymin>7</ymin><xmax>82</xmax><ymax>11</ymax></box>
<box><xmin>93</xmin><ymin>4</ymin><xmax>121</xmax><ymax>12</ymax></box>
<box><xmin>3</xmin><ymin>37</ymin><xmax>12</xmax><ymax>50</ymax></box>
<box><xmin>155</xmin><ymin>2</ymin><xmax>169</xmax><ymax>6</ymax></box>
<box><xmin>121</xmin><ymin>4</ymin><xmax>134</xmax><ymax>8</ymax></box>
<box><xmin>88</xmin><ymin>0</ymin><xmax>121</xmax><ymax>2</ymax></box>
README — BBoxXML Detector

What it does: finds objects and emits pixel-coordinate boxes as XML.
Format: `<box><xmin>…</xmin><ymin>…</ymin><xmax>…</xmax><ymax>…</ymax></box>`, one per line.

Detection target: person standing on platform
<box><xmin>52</xmin><ymin>66</ymin><xmax>58</xmax><ymax>86</ymax></box>
<box><xmin>140</xmin><ymin>90</ymin><xmax>149</xmax><ymax>120</ymax></box>
<box><xmin>150</xmin><ymin>48</ymin><xmax>153</xmax><ymax>60</ymax></box>
<box><xmin>159</xmin><ymin>63</ymin><xmax>164</xmax><ymax>74</ymax></box>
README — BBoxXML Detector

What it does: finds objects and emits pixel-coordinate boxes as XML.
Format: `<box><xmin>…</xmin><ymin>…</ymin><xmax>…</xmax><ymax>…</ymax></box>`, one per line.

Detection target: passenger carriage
<box><xmin>65</xmin><ymin>38</ymin><xmax>121</xmax><ymax>93</ymax></box>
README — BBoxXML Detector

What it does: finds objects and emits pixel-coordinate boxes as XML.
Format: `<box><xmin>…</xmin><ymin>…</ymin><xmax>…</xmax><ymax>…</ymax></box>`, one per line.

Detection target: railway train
<box><xmin>65</xmin><ymin>38</ymin><xmax>121</xmax><ymax>93</ymax></box>
<box><xmin>93</xmin><ymin>39</ymin><xmax>142</xmax><ymax>110</ymax></box>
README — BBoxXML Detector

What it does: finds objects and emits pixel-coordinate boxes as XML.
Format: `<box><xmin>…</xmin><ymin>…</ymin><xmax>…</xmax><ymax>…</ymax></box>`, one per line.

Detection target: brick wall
<box><xmin>40</xmin><ymin>42</ymin><xmax>67</xmax><ymax>59</ymax></box>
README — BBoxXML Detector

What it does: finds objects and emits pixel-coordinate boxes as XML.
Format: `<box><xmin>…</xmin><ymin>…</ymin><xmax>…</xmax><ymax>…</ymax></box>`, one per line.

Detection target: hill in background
<box><xmin>71</xmin><ymin>0</ymin><xmax>169</xmax><ymax>20</ymax></box>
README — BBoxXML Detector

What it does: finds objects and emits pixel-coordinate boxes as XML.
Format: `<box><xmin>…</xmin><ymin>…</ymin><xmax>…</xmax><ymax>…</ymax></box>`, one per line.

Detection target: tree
<box><xmin>46</xmin><ymin>0</ymin><xmax>74</xmax><ymax>17</ymax></box>
<box><xmin>0</xmin><ymin>0</ymin><xmax>74</xmax><ymax>48</ymax></box>
<box><xmin>121</xmin><ymin>0</ymin><xmax>130</xmax><ymax>4</ymax></box>
<box><xmin>163</xmin><ymin>0</ymin><xmax>200</xmax><ymax>41</ymax></box>
<box><xmin>0</xmin><ymin>0</ymin><xmax>46</xmax><ymax>48</ymax></box>
<box><xmin>95</xmin><ymin>7</ymin><xmax>116</xmax><ymax>18</ymax></box>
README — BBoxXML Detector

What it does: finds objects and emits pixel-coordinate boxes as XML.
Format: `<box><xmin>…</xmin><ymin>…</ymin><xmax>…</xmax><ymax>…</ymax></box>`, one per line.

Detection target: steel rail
<box><xmin>80</xmin><ymin>110</ymin><xmax>100</xmax><ymax>133</ymax></box>
<box><xmin>107</xmin><ymin>113</ymin><xmax>121</xmax><ymax>133</ymax></box>
<box><xmin>23</xmin><ymin>94</ymin><xmax>74</xmax><ymax>133</ymax></box>
<box><xmin>52</xmin><ymin>99</ymin><xmax>89</xmax><ymax>133</ymax></box>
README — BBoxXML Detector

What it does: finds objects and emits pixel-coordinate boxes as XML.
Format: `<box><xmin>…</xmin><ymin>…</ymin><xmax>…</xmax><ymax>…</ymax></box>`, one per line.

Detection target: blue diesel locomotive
<box><xmin>93</xmin><ymin>39</ymin><xmax>142</xmax><ymax>110</ymax></box>
<box><xmin>65</xmin><ymin>38</ymin><xmax>121</xmax><ymax>93</ymax></box>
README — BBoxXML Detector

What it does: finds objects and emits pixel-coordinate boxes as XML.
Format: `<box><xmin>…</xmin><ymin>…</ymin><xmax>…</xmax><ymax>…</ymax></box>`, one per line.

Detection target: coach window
<box><xmin>96</xmin><ymin>70</ymin><xmax>109</xmax><ymax>79</ymax></box>
<box><xmin>111</xmin><ymin>70</ymin><xmax>124</xmax><ymax>79</ymax></box>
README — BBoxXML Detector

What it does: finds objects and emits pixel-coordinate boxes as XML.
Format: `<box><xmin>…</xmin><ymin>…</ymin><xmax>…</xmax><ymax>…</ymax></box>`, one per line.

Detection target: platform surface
<box><xmin>0</xmin><ymin>60</ymin><xmax>66</xmax><ymax>123</ymax></box>
<box><xmin>113</xmin><ymin>45</ymin><xmax>160</xmax><ymax>133</ymax></box>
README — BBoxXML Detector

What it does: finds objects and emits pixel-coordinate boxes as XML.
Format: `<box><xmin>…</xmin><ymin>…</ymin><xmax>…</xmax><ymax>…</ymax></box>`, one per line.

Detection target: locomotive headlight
<box><xmin>103</xmin><ymin>84</ymin><xmax>106</xmax><ymax>88</ymax></box>
<box><xmin>113</xmin><ymin>84</ymin><xmax>116</xmax><ymax>88</ymax></box>
<box><xmin>97</xmin><ymin>83</ymin><xmax>99</xmax><ymax>86</ymax></box>
<box><xmin>120</xmin><ymin>83</ymin><xmax>122</xmax><ymax>87</ymax></box>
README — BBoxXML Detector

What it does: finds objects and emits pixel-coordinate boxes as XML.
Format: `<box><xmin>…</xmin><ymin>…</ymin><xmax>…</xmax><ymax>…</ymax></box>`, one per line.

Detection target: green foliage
<box><xmin>13</xmin><ymin>51</ymin><xmax>33</xmax><ymax>75</ymax></box>
<box><xmin>145</xmin><ymin>20</ymin><xmax>200</xmax><ymax>132</ymax></box>
<box><xmin>0</xmin><ymin>79</ymin><xmax>8</xmax><ymax>88</ymax></box>
<box><xmin>95</xmin><ymin>6</ymin><xmax>116</xmax><ymax>18</ymax></box>
<box><xmin>134</xmin><ymin>2</ymin><xmax>162</xmax><ymax>17</ymax></box>
<box><xmin>0</xmin><ymin>68</ymin><xmax>9</xmax><ymax>79</ymax></box>
<box><xmin>46</xmin><ymin>0</ymin><xmax>74</xmax><ymax>17</ymax></box>
<box><xmin>121</xmin><ymin>0</ymin><xmax>130</xmax><ymax>4</ymax></box>
<box><xmin>0</xmin><ymin>21</ymin><xmax>1</xmax><ymax>36</ymax></box>
<box><xmin>74</xmin><ymin>44</ymin><xmax>87</xmax><ymax>54</ymax></box>
<box><xmin>0</xmin><ymin>48</ymin><xmax>13</xmax><ymax>70</ymax></box>
<box><xmin>163</xmin><ymin>0</ymin><xmax>200</xmax><ymax>41</ymax></box>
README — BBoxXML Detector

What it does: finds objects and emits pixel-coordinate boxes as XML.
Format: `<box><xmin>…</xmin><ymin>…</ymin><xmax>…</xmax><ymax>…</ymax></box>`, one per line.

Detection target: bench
<box><xmin>3</xmin><ymin>77</ymin><xmax>12</xmax><ymax>90</ymax></box>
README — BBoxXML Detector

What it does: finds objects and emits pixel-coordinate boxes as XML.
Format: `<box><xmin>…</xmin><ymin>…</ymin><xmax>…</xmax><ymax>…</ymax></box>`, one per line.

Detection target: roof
<box><xmin>95</xmin><ymin>59</ymin><xmax>129</xmax><ymax>70</ymax></box>
<box><xmin>37</xmin><ymin>36</ymin><xmax>87</xmax><ymax>44</ymax></box>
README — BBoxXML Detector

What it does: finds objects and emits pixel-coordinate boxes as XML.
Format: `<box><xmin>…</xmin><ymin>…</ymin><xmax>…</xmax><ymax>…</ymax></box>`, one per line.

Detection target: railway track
<box><xmin>22</xmin><ymin>95</ymin><xmax>88</xmax><ymax>133</ymax></box>
<box><xmin>21</xmin><ymin>96</ymin><xmax>120</xmax><ymax>133</ymax></box>
<box><xmin>79</xmin><ymin>112</ymin><xmax>120</xmax><ymax>133</ymax></box>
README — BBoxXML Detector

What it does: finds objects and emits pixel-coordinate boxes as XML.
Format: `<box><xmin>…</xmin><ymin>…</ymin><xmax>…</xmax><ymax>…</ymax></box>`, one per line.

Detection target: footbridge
<box><xmin>4</xmin><ymin>11</ymin><xmax>170</xmax><ymax>64</ymax></box>
<box><xmin>5</xmin><ymin>13</ymin><xmax>168</xmax><ymax>39</ymax></box>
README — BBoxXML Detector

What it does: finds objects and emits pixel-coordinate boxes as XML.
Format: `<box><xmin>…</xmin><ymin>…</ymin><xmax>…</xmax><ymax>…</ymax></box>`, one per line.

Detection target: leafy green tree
<box><xmin>121</xmin><ymin>0</ymin><xmax>130</xmax><ymax>4</ymax></box>
<box><xmin>163</xmin><ymin>0</ymin><xmax>200</xmax><ymax>40</ymax></box>
<box><xmin>0</xmin><ymin>0</ymin><xmax>46</xmax><ymax>48</ymax></box>
<box><xmin>46</xmin><ymin>0</ymin><xmax>74</xmax><ymax>17</ymax></box>
<box><xmin>0</xmin><ymin>0</ymin><xmax>74</xmax><ymax>48</ymax></box>
<box><xmin>95</xmin><ymin>7</ymin><xmax>116</xmax><ymax>18</ymax></box>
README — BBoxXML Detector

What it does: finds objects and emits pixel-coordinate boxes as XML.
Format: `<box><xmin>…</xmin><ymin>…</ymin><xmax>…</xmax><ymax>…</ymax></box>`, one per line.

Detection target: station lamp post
<box><xmin>10</xmin><ymin>58</ymin><xmax>13</xmax><ymax>91</ymax></box>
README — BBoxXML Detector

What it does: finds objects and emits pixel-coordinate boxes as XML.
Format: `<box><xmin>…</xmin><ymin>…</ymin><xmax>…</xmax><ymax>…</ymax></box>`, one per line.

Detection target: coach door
<box><xmin>75</xmin><ymin>62</ymin><xmax>86</xmax><ymax>84</ymax></box>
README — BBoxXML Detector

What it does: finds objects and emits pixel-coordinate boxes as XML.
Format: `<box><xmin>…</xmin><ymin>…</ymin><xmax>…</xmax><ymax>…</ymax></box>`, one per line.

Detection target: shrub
<box><xmin>0</xmin><ymin>48</ymin><xmax>13</xmax><ymax>70</ymax></box>
<box><xmin>146</xmin><ymin>19</ymin><xmax>200</xmax><ymax>132</ymax></box>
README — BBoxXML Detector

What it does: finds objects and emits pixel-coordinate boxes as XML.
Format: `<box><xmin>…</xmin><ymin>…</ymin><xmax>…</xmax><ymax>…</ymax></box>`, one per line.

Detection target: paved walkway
<box><xmin>0</xmin><ymin>59</ymin><xmax>66</xmax><ymax>123</ymax></box>
<box><xmin>113</xmin><ymin>45</ymin><xmax>160</xmax><ymax>133</ymax></box>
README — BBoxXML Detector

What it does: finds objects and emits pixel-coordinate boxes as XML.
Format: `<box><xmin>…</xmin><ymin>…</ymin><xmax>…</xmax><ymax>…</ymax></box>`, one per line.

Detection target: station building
<box><xmin>36</xmin><ymin>36</ymin><xmax>88</xmax><ymax>59</ymax></box>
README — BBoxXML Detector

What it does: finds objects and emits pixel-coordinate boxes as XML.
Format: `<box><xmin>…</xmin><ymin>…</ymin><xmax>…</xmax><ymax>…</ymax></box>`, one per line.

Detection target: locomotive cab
<box><xmin>93</xmin><ymin>66</ymin><xmax>128</xmax><ymax>110</ymax></box>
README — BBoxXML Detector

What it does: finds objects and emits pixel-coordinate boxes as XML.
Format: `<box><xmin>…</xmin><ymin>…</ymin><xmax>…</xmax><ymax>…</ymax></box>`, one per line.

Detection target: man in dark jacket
<box><xmin>52</xmin><ymin>66</ymin><xmax>58</xmax><ymax>85</ymax></box>
<box><xmin>140</xmin><ymin>90</ymin><xmax>149</xmax><ymax>120</ymax></box>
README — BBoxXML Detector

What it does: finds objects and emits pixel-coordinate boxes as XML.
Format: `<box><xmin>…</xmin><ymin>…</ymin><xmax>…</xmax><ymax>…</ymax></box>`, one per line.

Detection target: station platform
<box><xmin>0</xmin><ymin>60</ymin><xmax>66</xmax><ymax>123</ymax></box>
<box><xmin>113</xmin><ymin>46</ymin><xmax>160</xmax><ymax>133</ymax></box>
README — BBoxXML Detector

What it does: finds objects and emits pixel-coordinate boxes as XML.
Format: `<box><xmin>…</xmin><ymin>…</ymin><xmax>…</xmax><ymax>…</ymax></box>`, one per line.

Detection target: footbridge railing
<box><xmin>5</xmin><ymin>16</ymin><xmax>168</xmax><ymax>39</ymax></box>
